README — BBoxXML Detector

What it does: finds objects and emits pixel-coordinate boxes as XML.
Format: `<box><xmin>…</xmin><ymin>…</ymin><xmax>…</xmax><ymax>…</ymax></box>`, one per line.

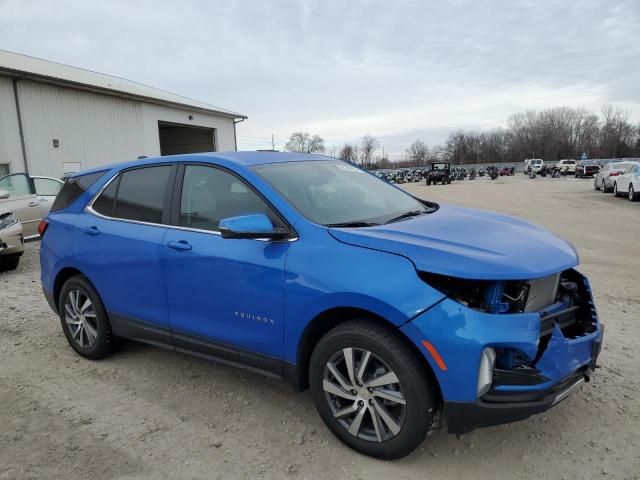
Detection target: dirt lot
<box><xmin>1</xmin><ymin>175</ymin><xmax>638</xmax><ymax>480</ymax></box>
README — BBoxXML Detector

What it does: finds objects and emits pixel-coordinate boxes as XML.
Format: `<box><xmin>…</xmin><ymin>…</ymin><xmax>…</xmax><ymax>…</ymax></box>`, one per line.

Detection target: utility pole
<box><xmin>272</xmin><ymin>134</ymin><xmax>275</xmax><ymax>151</ymax></box>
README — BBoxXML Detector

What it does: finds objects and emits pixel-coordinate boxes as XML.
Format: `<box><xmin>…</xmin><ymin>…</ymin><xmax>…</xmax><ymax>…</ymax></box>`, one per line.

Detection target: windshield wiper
<box><xmin>326</xmin><ymin>221</ymin><xmax>379</xmax><ymax>228</ymax></box>
<box><xmin>384</xmin><ymin>210</ymin><xmax>426</xmax><ymax>224</ymax></box>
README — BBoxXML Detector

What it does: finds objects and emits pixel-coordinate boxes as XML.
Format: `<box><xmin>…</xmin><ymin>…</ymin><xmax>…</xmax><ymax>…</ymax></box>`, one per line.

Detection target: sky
<box><xmin>1</xmin><ymin>0</ymin><xmax>638</xmax><ymax>159</ymax></box>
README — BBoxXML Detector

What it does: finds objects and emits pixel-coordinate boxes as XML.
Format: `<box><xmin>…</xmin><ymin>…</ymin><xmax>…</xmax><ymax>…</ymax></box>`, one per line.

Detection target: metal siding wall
<box><xmin>0</xmin><ymin>77</ymin><xmax>25</xmax><ymax>173</ymax></box>
<box><xmin>2</xmin><ymin>78</ymin><xmax>239</xmax><ymax>178</ymax></box>
<box><xmin>17</xmin><ymin>80</ymin><xmax>146</xmax><ymax>177</ymax></box>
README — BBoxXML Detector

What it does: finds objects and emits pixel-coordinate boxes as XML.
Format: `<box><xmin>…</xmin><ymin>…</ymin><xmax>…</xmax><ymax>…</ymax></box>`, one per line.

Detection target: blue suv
<box><xmin>40</xmin><ymin>152</ymin><xmax>603</xmax><ymax>458</ymax></box>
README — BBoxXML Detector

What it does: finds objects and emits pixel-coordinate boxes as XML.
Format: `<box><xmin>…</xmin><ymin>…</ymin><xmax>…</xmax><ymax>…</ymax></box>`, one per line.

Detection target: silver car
<box><xmin>594</xmin><ymin>161</ymin><xmax>628</xmax><ymax>193</ymax></box>
<box><xmin>0</xmin><ymin>173</ymin><xmax>62</xmax><ymax>239</ymax></box>
<box><xmin>0</xmin><ymin>210</ymin><xmax>24</xmax><ymax>271</ymax></box>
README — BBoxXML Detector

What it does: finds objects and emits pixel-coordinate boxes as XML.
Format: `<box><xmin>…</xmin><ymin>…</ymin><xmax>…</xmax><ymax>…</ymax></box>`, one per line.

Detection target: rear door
<box><xmin>0</xmin><ymin>173</ymin><xmax>43</xmax><ymax>238</ymax></box>
<box><xmin>33</xmin><ymin>176</ymin><xmax>63</xmax><ymax>215</ymax></box>
<box><xmin>77</xmin><ymin>164</ymin><xmax>176</xmax><ymax>337</ymax></box>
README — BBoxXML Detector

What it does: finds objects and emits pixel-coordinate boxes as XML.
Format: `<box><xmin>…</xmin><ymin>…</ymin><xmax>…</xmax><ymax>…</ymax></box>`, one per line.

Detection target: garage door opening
<box><xmin>158</xmin><ymin>121</ymin><xmax>216</xmax><ymax>155</ymax></box>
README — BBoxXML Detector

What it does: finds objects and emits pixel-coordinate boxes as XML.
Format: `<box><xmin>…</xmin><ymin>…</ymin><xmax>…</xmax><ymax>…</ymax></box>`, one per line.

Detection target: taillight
<box><xmin>38</xmin><ymin>219</ymin><xmax>49</xmax><ymax>237</ymax></box>
<box><xmin>609</xmin><ymin>172</ymin><xmax>620</xmax><ymax>176</ymax></box>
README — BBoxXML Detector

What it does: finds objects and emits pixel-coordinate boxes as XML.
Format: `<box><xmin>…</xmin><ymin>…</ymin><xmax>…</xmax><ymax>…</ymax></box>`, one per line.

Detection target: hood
<box><xmin>329</xmin><ymin>204</ymin><xmax>578</xmax><ymax>280</ymax></box>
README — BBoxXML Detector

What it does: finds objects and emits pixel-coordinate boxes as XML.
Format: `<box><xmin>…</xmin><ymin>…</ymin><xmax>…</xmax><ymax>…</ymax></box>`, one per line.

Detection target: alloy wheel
<box><xmin>64</xmin><ymin>289</ymin><xmax>98</xmax><ymax>348</ymax></box>
<box><xmin>322</xmin><ymin>348</ymin><xmax>406</xmax><ymax>443</ymax></box>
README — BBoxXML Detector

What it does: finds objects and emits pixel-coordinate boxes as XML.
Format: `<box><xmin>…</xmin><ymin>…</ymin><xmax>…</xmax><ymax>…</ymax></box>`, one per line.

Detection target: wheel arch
<box><xmin>53</xmin><ymin>267</ymin><xmax>88</xmax><ymax>311</ymax></box>
<box><xmin>292</xmin><ymin>307</ymin><xmax>443</xmax><ymax>406</ymax></box>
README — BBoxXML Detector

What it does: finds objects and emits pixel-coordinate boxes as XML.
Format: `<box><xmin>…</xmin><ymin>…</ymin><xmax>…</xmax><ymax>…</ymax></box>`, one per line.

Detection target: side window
<box><xmin>92</xmin><ymin>176</ymin><xmax>120</xmax><ymax>217</ymax></box>
<box><xmin>50</xmin><ymin>171</ymin><xmax>107</xmax><ymax>213</ymax></box>
<box><xmin>179</xmin><ymin>165</ymin><xmax>277</xmax><ymax>232</ymax></box>
<box><xmin>0</xmin><ymin>173</ymin><xmax>32</xmax><ymax>196</ymax></box>
<box><xmin>34</xmin><ymin>178</ymin><xmax>62</xmax><ymax>196</ymax></box>
<box><xmin>112</xmin><ymin>166</ymin><xmax>172</xmax><ymax>224</ymax></box>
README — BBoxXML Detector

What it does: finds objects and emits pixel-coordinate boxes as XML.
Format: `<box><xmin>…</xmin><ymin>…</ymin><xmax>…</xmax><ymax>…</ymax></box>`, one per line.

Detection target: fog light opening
<box><xmin>477</xmin><ymin>347</ymin><xmax>496</xmax><ymax>398</ymax></box>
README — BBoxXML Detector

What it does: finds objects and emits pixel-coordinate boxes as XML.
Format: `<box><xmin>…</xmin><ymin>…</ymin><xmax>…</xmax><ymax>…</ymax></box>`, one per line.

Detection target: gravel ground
<box><xmin>1</xmin><ymin>175</ymin><xmax>638</xmax><ymax>480</ymax></box>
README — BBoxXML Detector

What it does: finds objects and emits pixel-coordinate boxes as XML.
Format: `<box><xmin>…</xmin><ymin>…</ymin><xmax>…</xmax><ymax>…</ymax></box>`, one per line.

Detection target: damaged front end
<box><xmin>401</xmin><ymin>269</ymin><xmax>604</xmax><ymax>434</ymax></box>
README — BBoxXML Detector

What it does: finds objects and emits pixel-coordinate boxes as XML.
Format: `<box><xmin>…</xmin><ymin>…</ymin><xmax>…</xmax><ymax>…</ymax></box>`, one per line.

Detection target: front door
<box><xmin>163</xmin><ymin>164</ymin><xmax>289</xmax><ymax>360</ymax></box>
<box><xmin>0</xmin><ymin>173</ymin><xmax>43</xmax><ymax>238</ymax></box>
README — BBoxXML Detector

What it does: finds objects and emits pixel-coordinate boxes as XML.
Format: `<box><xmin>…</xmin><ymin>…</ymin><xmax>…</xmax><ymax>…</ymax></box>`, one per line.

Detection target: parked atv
<box><xmin>425</xmin><ymin>162</ymin><xmax>452</xmax><ymax>185</ymax></box>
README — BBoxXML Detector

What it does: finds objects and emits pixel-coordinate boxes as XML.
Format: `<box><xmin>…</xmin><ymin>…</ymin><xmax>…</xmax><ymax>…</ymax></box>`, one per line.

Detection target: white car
<box><xmin>0</xmin><ymin>173</ymin><xmax>62</xmax><ymax>239</ymax></box>
<box><xmin>613</xmin><ymin>163</ymin><xmax>640</xmax><ymax>201</ymax></box>
<box><xmin>557</xmin><ymin>159</ymin><xmax>576</xmax><ymax>175</ymax></box>
<box><xmin>595</xmin><ymin>162</ymin><xmax>628</xmax><ymax>193</ymax></box>
<box><xmin>0</xmin><ymin>210</ymin><xmax>24</xmax><ymax>271</ymax></box>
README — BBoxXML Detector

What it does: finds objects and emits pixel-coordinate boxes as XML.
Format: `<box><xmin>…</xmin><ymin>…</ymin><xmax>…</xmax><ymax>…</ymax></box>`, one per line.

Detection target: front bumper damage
<box><xmin>401</xmin><ymin>269</ymin><xmax>604</xmax><ymax>434</ymax></box>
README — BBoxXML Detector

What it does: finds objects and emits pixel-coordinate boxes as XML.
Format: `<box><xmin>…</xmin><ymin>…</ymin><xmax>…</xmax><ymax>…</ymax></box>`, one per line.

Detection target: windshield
<box><xmin>253</xmin><ymin>160</ymin><xmax>433</xmax><ymax>226</ymax></box>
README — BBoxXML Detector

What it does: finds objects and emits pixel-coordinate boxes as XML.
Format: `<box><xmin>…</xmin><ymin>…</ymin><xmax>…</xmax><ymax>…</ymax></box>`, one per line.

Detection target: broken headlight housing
<box><xmin>419</xmin><ymin>271</ymin><xmax>565</xmax><ymax>314</ymax></box>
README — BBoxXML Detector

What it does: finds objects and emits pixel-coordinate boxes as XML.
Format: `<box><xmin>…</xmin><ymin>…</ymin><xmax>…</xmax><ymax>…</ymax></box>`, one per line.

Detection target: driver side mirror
<box><xmin>0</xmin><ymin>189</ymin><xmax>10</xmax><ymax>200</ymax></box>
<box><xmin>219</xmin><ymin>213</ymin><xmax>289</xmax><ymax>240</ymax></box>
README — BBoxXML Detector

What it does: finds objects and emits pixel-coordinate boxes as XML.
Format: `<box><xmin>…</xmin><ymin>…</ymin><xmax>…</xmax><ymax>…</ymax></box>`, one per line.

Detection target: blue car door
<box><xmin>162</xmin><ymin>164</ymin><xmax>289</xmax><ymax>362</ymax></box>
<box><xmin>76</xmin><ymin>164</ymin><xmax>176</xmax><ymax>336</ymax></box>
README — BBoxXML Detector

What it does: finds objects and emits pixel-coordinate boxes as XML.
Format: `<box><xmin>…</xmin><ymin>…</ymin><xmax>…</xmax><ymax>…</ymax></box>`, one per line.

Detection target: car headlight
<box><xmin>477</xmin><ymin>347</ymin><xmax>496</xmax><ymax>397</ymax></box>
<box><xmin>0</xmin><ymin>211</ymin><xmax>18</xmax><ymax>230</ymax></box>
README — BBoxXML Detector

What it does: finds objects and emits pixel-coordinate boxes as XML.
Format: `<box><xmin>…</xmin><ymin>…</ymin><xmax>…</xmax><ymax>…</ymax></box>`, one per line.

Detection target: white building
<box><xmin>0</xmin><ymin>50</ymin><xmax>246</xmax><ymax>178</ymax></box>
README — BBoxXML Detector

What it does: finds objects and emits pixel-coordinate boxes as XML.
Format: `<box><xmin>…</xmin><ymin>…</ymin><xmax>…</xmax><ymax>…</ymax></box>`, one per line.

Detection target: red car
<box><xmin>499</xmin><ymin>167</ymin><xmax>514</xmax><ymax>176</ymax></box>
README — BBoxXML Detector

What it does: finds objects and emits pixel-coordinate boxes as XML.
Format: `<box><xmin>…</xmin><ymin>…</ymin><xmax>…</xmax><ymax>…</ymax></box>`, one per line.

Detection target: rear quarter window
<box><xmin>50</xmin><ymin>171</ymin><xmax>107</xmax><ymax>212</ymax></box>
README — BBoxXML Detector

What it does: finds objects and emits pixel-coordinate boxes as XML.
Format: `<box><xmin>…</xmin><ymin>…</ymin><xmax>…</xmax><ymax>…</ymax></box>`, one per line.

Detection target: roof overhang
<box><xmin>0</xmin><ymin>50</ymin><xmax>247</xmax><ymax>120</ymax></box>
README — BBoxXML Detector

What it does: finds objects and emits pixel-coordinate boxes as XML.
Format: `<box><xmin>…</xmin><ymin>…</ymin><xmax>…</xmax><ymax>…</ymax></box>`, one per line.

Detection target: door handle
<box><xmin>167</xmin><ymin>240</ymin><xmax>192</xmax><ymax>251</ymax></box>
<box><xmin>81</xmin><ymin>226</ymin><xmax>101</xmax><ymax>236</ymax></box>
<box><xmin>28</xmin><ymin>201</ymin><xmax>39</xmax><ymax>207</ymax></box>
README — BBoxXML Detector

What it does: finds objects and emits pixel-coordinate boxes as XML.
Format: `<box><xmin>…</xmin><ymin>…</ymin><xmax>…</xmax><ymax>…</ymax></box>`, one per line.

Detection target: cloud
<box><xmin>1</xmin><ymin>0</ymin><xmax>638</xmax><ymax>156</ymax></box>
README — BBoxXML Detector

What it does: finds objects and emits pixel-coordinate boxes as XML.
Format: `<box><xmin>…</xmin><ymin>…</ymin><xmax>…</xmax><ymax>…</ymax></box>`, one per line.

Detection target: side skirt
<box><xmin>110</xmin><ymin>313</ymin><xmax>300</xmax><ymax>388</ymax></box>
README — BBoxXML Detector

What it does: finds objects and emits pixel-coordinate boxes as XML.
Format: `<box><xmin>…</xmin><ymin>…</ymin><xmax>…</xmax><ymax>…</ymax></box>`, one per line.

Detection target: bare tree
<box><xmin>338</xmin><ymin>143</ymin><xmax>359</xmax><ymax>163</ymax></box>
<box><xmin>360</xmin><ymin>134</ymin><xmax>380</xmax><ymax>167</ymax></box>
<box><xmin>285</xmin><ymin>132</ymin><xmax>326</xmax><ymax>154</ymax></box>
<box><xmin>406</xmin><ymin>140</ymin><xmax>429</xmax><ymax>166</ymax></box>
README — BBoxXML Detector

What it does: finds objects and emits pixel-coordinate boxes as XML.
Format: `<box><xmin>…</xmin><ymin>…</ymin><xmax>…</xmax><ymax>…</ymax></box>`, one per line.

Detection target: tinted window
<box><xmin>179</xmin><ymin>165</ymin><xmax>276</xmax><ymax>232</ymax></box>
<box><xmin>0</xmin><ymin>174</ymin><xmax>32</xmax><ymax>196</ymax></box>
<box><xmin>34</xmin><ymin>178</ymin><xmax>62</xmax><ymax>196</ymax></box>
<box><xmin>112</xmin><ymin>166</ymin><xmax>172</xmax><ymax>224</ymax></box>
<box><xmin>92</xmin><ymin>176</ymin><xmax>120</xmax><ymax>217</ymax></box>
<box><xmin>50</xmin><ymin>171</ymin><xmax>106</xmax><ymax>212</ymax></box>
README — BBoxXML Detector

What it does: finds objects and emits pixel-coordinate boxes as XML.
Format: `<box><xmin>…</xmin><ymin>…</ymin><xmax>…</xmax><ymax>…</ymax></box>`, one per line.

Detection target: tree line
<box><xmin>284</xmin><ymin>105</ymin><xmax>640</xmax><ymax>168</ymax></box>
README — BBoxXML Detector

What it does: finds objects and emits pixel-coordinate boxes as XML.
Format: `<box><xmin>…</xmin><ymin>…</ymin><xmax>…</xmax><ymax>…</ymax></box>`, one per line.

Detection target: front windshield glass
<box><xmin>253</xmin><ymin>160</ymin><xmax>432</xmax><ymax>226</ymax></box>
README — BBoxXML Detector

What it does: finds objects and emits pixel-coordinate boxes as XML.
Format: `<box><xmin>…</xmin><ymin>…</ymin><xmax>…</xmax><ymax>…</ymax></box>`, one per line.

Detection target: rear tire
<box><xmin>309</xmin><ymin>320</ymin><xmax>437</xmax><ymax>459</ymax></box>
<box><xmin>59</xmin><ymin>275</ymin><xmax>119</xmax><ymax>360</ymax></box>
<box><xmin>602</xmin><ymin>179</ymin><xmax>608</xmax><ymax>193</ymax></box>
<box><xmin>613</xmin><ymin>182</ymin><xmax>620</xmax><ymax>197</ymax></box>
<box><xmin>629</xmin><ymin>184</ymin><xmax>637</xmax><ymax>202</ymax></box>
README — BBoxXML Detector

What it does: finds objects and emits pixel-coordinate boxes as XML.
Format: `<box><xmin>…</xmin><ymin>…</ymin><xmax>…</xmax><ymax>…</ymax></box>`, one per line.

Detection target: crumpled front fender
<box><xmin>401</xmin><ymin>298</ymin><xmax>541</xmax><ymax>402</ymax></box>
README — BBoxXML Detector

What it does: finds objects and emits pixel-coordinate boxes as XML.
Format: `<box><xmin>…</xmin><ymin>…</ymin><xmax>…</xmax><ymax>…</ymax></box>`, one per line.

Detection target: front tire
<box><xmin>614</xmin><ymin>182</ymin><xmax>620</xmax><ymax>197</ymax></box>
<box><xmin>309</xmin><ymin>321</ymin><xmax>437</xmax><ymax>459</ymax></box>
<box><xmin>629</xmin><ymin>184</ymin><xmax>637</xmax><ymax>202</ymax></box>
<box><xmin>59</xmin><ymin>275</ymin><xmax>118</xmax><ymax>360</ymax></box>
<box><xmin>0</xmin><ymin>254</ymin><xmax>21</xmax><ymax>272</ymax></box>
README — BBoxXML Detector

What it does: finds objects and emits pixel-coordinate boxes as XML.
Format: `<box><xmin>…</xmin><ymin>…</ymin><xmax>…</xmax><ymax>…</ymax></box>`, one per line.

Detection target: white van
<box><xmin>524</xmin><ymin>158</ymin><xmax>544</xmax><ymax>173</ymax></box>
